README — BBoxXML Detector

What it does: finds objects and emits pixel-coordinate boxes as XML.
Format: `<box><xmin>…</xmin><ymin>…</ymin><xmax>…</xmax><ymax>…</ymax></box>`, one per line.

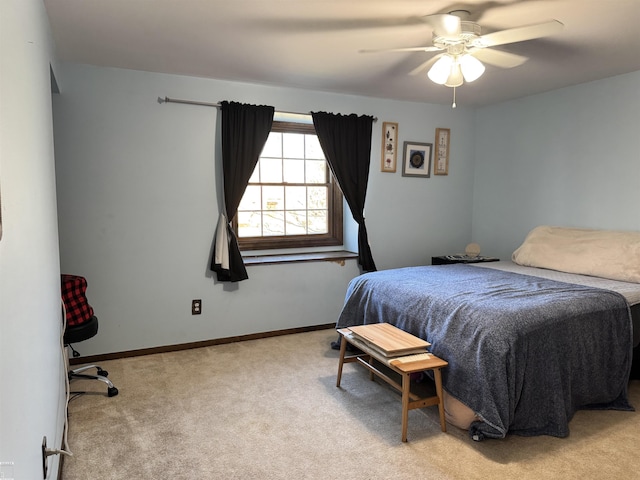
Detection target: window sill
<box><xmin>242</xmin><ymin>250</ymin><xmax>358</xmax><ymax>266</ymax></box>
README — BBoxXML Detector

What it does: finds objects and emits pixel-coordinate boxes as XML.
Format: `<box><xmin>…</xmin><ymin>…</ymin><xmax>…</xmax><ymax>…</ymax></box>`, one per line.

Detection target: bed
<box><xmin>336</xmin><ymin>226</ymin><xmax>640</xmax><ymax>440</ymax></box>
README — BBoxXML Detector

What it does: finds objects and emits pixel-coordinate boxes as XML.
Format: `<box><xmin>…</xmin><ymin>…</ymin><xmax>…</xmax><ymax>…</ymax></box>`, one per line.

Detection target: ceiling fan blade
<box><xmin>422</xmin><ymin>14</ymin><xmax>461</xmax><ymax>38</ymax></box>
<box><xmin>470</xmin><ymin>48</ymin><xmax>529</xmax><ymax>68</ymax></box>
<box><xmin>478</xmin><ymin>20</ymin><xmax>563</xmax><ymax>47</ymax></box>
<box><xmin>249</xmin><ymin>16</ymin><xmax>425</xmax><ymax>33</ymax></box>
<box><xmin>360</xmin><ymin>45</ymin><xmax>441</xmax><ymax>54</ymax></box>
<box><xmin>409</xmin><ymin>55</ymin><xmax>441</xmax><ymax>76</ymax></box>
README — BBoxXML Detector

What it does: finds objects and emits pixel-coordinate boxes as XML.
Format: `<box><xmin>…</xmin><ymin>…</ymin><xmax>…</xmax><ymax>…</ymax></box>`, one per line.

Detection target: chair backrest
<box><xmin>61</xmin><ymin>274</ymin><xmax>95</xmax><ymax>327</ymax></box>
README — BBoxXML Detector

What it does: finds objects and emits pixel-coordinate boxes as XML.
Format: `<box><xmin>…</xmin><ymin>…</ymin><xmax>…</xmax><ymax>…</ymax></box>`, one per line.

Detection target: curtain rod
<box><xmin>157</xmin><ymin>96</ymin><xmax>377</xmax><ymax>122</ymax></box>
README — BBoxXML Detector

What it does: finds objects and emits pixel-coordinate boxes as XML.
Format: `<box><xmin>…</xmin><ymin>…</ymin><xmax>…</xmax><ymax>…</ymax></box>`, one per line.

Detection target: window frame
<box><xmin>234</xmin><ymin>120</ymin><xmax>344</xmax><ymax>251</ymax></box>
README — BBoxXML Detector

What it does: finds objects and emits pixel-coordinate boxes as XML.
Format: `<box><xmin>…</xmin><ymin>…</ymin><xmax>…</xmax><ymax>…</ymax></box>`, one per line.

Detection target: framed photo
<box><xmin>402</xmin><ymin>141</ymin><xmax>432</xmax><ymax>178</ymax></box>
<box><xmin>381</xmin><ymin>122</ymin><xmax>398</xmax><ymax>172</ymax></box>
<box><xmin>434</xmin><ymin>128</ymin><xmax>450</xmax><ymax>175</ymax></box>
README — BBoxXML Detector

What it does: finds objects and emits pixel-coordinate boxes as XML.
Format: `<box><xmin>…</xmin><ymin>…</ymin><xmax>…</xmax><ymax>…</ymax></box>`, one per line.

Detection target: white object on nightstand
<box><xmin>465</xmin><ymin>243</ymin><xmax>481</xmax><ymax>257</ymax></box>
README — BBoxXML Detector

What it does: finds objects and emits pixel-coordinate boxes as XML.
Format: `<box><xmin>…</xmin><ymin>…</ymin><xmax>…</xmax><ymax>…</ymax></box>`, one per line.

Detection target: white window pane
<box><xmin>260</xmin><ymin>157</ymin><xmax>282</xmax><ymax>183</ymax></box>
<box><xmin>307</xmin><ymin>186</ymin><xmax>327</xmax><ymax>209</ymax></box>
<box><xmin>263</xmin><ymin>211</ymin><xmax>284</xmax><ymax>236</ymax></box>
<box><xmin>283</xmin><ymin>132</ymin><xmax>304</xmax><ymax>158</ymax></box>
<box><xmin>248</xmin><ymin>163</ymin><xmax>260</xmax><ymax>183</ymax></box>
<box><xmin>305</xmin><ymin>134</ymin><xmax>325</xmax><ymax>159</ymax></box>
<box><xmin>285</xmin><ymin>186</ymin><xmax>307</xmax><ymax>210</ymax></box>
<box><xmin>283</xmin><ymin>158</ymin><xmax>304</xmax><ymax>183</ymax></box>
<box><xmin>237</xmin><ymin>211</ymin><xmax>262</xmax><ymax>238</ymax></box>
<box><xmin>238</xmin><ymin>185</ymin><xmax>261</xmax><ymax>211</ymax></box>
<box><xmin>237</xmin><ymin>124</ymin><xmax>339</xmax><ymax>246</ymax></box>
<box><xmin>262</xmin><ymin>186</ymin><xmax>284</xmax><ymax>211</ymax></box>
<box><xmin>308</xmin><ymin>210</ymin><xmax>328</xmax><ymax>234</ymax></box>
<box><xmin>306</xmin><ymin>160</ymin><xmax>326</xmax><ymax>183</ymax></box>
<box><xmin>261</xmin><ymin>132</ymin><xmax>282</xmax><ymax>157</ymax></box>
<box><xmin>285</xmin><ymin>211</ymin><xmax>307</xmax><ymax>235</ymax></box>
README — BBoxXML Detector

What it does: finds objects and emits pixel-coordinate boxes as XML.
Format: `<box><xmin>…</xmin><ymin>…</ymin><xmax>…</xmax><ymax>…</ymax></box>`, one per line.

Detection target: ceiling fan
<box><xmin>362</xmin><ymin>10</ymin><xmax>563</xmax><ymax>94</ymax></box>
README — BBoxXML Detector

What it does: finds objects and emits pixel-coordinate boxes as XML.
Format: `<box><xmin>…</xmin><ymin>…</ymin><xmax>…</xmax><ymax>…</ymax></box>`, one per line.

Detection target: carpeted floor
<box><xmin>62</xmin><ymin>329</ymin><xmax>640</xmax><ymax>479</ymax></box>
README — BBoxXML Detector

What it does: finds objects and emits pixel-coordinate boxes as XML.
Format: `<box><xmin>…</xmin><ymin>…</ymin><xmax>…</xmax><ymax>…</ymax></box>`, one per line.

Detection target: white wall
<box><xmin>0</xmin><ymin>1</ymin><xmax>64</xmax><ymax>478</ymax></box>
<box><xmin>472</xmin><ymin>71</ymin><xmax>640</xmax><ymax>260</ymax></box>
<box><xmin>53</xmin><ymin>63</ymin><xmax>477</xmax><ymax>356</ymax></box>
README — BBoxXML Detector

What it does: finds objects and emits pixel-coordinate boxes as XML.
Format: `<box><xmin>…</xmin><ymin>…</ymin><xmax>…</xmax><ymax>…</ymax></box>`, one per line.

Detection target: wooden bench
<box><xmin>336</xmin><ymin>323</ymin><xmax>448</xmax><ymax>442</ymax></box>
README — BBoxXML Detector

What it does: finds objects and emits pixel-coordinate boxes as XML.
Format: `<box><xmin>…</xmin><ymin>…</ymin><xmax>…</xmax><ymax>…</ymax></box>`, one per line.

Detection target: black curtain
<box><xmin>311</xmin><ymin>112</ymin><xmax>376</xmax><ymax>272</ymax></box>
<box><xmin>211</xmin><ymin>101</ymin><xmax>274</xmax><ymax>282</ymax></box>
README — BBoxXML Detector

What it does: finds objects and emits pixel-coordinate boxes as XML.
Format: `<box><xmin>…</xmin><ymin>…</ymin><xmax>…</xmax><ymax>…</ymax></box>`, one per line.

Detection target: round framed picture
<box><xmin>402</xmin><ymin>141</ymin><xmax>432</xmax><ymax>177</ymax></box>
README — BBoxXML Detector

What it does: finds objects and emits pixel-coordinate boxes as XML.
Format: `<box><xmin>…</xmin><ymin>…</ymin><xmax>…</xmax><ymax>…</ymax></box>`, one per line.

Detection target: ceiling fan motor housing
<box><xmin>432</xmin><ymin>21</ymin><xmax>481</xmax><ymax>50</ymax></box>
<box><xmin>461</xmin><ymin>21</ymin><xmax>482</xmax><ymax>40</ymax></box>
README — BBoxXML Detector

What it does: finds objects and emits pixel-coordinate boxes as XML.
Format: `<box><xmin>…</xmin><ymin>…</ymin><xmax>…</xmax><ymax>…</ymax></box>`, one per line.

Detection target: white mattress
<box><xmin>472</xmin><ymin>261</ymin><xmax>640</xmax><ymax>306</ymax></box>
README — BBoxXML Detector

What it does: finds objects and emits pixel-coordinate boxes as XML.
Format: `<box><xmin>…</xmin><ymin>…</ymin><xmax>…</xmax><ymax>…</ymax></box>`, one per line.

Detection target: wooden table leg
<box><xmin>368</xmin><ymin>356</ymin><xmax>375</xmax><ymax>381</ymax></box>
<box><xmin>401</xmin><ymin>372</ymin><xmax>410</xmax><ymax>442</ymax></box>
<box><xmin>336</xmin><ymin>335</ymin><xmax>347</xmax><ymax>387</ymax></box>
<box><xmin>433</xmin><ymin>367</ymin><xmax>447</xmax><ymax>432</ymax></box>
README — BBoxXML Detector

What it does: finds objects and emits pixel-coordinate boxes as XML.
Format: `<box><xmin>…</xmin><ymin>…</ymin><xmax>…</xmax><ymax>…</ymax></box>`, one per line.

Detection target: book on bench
<box><xmin>347</xmin><ymin>323</ymin><xmax>430</xmax><ymax>358</ymax></box>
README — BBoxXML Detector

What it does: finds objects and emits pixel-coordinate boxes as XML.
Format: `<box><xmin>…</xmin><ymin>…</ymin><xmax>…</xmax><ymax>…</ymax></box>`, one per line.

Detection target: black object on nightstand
<box><xmin>432</xmin><ymin>255</ymin><xmax>500</xmax><ymax>265</ymax></box>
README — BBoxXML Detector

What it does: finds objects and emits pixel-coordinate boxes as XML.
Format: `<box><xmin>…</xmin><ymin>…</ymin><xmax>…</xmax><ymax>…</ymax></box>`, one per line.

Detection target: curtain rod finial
<box><xmin>157</xmin><ymin>96</ymin><xmax>166</xmax><ymax>104</ymax></box>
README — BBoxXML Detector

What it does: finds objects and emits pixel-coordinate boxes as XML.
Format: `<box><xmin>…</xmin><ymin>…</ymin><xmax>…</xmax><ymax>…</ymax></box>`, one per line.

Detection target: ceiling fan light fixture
<box><xmin>459</xmin><ymin>54</ymin><xmax>485</xmax><ymax>82</ymax></box>
<box><xmin>444</xmin><ymin>63</ymin><xmax>464</xmax><ymax>87</ymax></box>
<box><xmin>427</xmin><ymin>55</ymin><xmax>454</xmax><ymax>84</ymax></box>
<box><xmin>428</xmin><ymin>54</ymin><xmax>479</xmax><ymax>88</ymax></box>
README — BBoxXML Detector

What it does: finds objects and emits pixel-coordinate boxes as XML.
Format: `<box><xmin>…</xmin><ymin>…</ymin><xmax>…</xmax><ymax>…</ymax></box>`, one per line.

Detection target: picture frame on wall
<box><xmin>381</xmin><ymin>121</ymin><xmax>399</xmax><ymax>172</ymax></box>
<box><xmin>434</xmin><ymin>128</ymin><xmax>450</xmax><ymax>175</ymax></box>
<box><xmin>402</xmin><ymin>141</ymin><xmax>432</xmax><ymax>178</ymax></box>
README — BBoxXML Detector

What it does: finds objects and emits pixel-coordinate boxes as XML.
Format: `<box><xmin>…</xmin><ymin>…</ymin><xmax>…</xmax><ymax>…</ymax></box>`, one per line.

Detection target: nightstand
<box><xmin>432</xmin><ymin>255</ymin><xmax>499</xmax><ymax>265</ymax></box>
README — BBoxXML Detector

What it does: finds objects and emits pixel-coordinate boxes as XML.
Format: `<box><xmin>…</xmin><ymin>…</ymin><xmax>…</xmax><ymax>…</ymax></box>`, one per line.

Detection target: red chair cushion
<box><xmin>61</xmin><ymin>275</ymin><xmax>95</xmax><ymax>327</ymax></box>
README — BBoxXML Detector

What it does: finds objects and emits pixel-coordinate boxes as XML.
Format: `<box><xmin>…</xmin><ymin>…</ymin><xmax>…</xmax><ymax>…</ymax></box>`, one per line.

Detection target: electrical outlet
<box><xmin>192</xmin><ymin>299</ymin><xmax>202</xmax><ymax>315</ymax></box>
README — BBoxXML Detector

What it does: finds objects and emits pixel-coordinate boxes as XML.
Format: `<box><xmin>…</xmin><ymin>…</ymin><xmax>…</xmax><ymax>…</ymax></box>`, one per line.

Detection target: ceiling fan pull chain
<box><xmin>452</xmin><ymin>86</ymin><xmax>457</xmax><ymax>109</ymax></box>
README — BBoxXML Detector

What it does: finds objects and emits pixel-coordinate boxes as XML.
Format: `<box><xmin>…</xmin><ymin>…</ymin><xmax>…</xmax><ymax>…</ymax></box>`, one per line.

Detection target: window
<box><xmin>235</xmin><ymin>121</ymin><xmax>343</xmax><ymax>250</ymax></box>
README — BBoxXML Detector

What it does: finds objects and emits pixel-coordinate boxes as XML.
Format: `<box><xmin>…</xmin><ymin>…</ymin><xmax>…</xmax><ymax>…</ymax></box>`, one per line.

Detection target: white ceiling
<box><xmin>43</xmin><ymin>0</ymin><xmax>640</xmax><ymax>107</ymax></box>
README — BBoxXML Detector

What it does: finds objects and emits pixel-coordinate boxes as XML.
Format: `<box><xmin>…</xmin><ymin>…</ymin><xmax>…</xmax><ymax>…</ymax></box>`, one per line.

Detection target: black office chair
<box><xmin>64</xmin><ymin>315</ymin><xmax>119</xmax><ymax>397</ymax></box>
<box><xmin>62</xmin><ymin>274</ymin><xmax>118</xmax><ymax>397</ymax></box>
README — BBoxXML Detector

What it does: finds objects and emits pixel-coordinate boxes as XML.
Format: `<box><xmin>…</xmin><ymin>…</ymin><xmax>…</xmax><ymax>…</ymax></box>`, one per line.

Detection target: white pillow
<box><xmin>512</xmin><ymin>225</ymin><xmax>640</xmax><ymax>283</ymax></box>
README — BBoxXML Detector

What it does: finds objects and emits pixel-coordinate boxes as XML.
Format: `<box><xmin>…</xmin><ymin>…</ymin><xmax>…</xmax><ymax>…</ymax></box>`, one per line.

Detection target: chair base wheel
<box><xmin>96</xmin><ymin>368</ymin><xmax>108</xmax><ymax>377</ymax></box>
<box><xmin>108</xmin><ymin>386</ymin><xmax>119</xmax><ymax>397</ymax></box>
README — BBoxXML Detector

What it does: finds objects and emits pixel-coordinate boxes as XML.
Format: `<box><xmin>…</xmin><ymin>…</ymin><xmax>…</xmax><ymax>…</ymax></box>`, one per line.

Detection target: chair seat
<box><xmin>64</xmin><ymin>315</ymin><xmax>98</xmax><ymax>345</ymax></box>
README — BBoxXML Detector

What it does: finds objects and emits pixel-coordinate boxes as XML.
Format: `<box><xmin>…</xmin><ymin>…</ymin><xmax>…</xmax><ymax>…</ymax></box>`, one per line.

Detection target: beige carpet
<box><xmin>62</xmin><ymin>329</ymin><xmax>640</xmax><ymax>480</ymax></box>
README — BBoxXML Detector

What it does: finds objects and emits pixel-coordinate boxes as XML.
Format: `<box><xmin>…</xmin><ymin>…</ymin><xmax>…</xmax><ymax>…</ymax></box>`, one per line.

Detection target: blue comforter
<box><xmin>336</xmin><ymin>264</ymin><xmax>634</xmax><ymax>439</ymax></box>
